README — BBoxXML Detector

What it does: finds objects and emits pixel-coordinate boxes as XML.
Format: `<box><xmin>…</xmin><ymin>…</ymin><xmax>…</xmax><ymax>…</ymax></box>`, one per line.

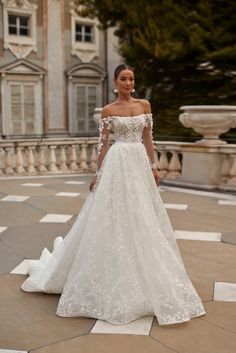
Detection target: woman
<box><xmin>21</xmin><ymin>64</ymin><xmax>206</xmax><ymax>325</ymax></box>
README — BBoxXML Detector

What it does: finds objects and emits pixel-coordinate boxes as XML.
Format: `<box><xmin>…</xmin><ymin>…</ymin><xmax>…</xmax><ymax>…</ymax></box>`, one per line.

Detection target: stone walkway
<box><xmin>0</xmin><ymin>175</ymin><xmax>236</xmax><ymax>353</ymax></box>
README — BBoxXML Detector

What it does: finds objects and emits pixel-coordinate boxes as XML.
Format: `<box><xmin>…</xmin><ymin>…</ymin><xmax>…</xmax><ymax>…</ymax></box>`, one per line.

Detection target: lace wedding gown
<box><xmin>21</xmin><ymin>113</ymin><xmax>206</xmax><ymax>325</ymax></box>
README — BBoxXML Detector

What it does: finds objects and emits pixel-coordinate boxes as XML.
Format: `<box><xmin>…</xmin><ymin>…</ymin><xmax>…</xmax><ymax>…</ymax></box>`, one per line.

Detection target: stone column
<box><xmin>106</xmin><ymin>28</ymin><xmax>121</xmax><ymax>103</ymax></box>
<box><xmin>47</xmin><ymin>0</ymin><xmax>66</xmax><ymax>134</ymax></box>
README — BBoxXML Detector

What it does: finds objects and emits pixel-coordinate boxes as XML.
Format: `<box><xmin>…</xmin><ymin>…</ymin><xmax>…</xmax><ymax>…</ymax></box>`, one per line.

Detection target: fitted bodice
<box><xmin>106</xmin><ymin>113</ymin><xmax>153</xmax><ymax>143</ymax></box>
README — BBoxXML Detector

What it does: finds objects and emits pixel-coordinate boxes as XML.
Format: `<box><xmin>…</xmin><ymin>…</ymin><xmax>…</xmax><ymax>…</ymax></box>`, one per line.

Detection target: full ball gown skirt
<box><xmin>21</xmin><ymin>114</ymin><xmax>206</xmax><ymax>325</ymax></box>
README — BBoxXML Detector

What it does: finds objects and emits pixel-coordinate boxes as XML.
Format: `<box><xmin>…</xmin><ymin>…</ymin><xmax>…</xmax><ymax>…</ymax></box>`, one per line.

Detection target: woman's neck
<box><xmin>116</xmin><ymin>93</ymin><xmax>133</xmax><ymax>103</ymax></box>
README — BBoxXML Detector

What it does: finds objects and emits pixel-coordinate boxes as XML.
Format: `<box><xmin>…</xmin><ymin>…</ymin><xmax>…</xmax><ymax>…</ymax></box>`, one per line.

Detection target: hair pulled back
<box><xmin>114</xmin><ymin>64</ymin><xmax>134</xmax><ymax>80</ymax></box>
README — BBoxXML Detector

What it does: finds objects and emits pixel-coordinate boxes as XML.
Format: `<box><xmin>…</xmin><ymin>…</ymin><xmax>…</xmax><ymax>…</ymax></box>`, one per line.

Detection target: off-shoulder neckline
<box><xmin>103</xmin><ymin>113</ymin><xmax>152</xmax><ymax>119</ymax></box>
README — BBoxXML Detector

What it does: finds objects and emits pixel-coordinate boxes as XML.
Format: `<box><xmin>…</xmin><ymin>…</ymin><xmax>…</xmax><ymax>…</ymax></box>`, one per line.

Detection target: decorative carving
<box><xmin>71</xmin><ymin>48</ymin><xmax>98</xmax><ymax>63</ymax></box>
<box><xmin>15</xmin><ymin>0</ymin><xmax>24</xmax><ymax>6</ymax></box>
<box><xmin>6</xmin><ymin>44</ymin><xmax>35</xmax><ymax>58</ymax></box>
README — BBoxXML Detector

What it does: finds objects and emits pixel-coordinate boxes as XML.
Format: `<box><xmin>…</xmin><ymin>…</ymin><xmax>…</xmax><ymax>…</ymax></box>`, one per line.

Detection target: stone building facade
<box><xmin>0</xmin><ymin>0</ymin><xmax>120</xmax><ymax>139</ymax></box>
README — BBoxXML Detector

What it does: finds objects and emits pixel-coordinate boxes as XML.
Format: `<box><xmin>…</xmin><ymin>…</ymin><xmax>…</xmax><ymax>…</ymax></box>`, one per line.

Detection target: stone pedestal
<box><xmin>181</xmin><ymin>144</ymin><xmax>222</xmax><ymax>187</ymax></box>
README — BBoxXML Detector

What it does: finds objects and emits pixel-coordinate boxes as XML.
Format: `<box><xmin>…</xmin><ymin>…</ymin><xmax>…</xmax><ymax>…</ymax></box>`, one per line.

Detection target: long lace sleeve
<box><xmin>95</xmin><ymin>116</ymin><xmax>112</xmax><ymax>180</ymax></box>
<box><xmin>142</xmin><ymin>113</ymin><xmax>156</xmax><ymax>166</ymax></box>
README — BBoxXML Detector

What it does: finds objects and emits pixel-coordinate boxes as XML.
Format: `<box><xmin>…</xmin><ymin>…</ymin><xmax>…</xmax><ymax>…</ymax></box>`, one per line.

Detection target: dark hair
<box><xmin>114</xmin><ymin>64</ymin><xmax>134</xmax><ymax>80</ymax></box>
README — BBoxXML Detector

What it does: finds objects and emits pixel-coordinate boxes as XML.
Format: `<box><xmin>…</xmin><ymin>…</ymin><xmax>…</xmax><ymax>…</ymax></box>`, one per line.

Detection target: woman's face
<box><xmin>114</xmin><ymin>69</ymin><xmax>135</xmax><ymax>95</ymax></box>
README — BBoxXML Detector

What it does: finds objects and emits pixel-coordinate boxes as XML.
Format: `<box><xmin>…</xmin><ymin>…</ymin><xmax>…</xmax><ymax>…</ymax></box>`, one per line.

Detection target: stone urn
<box><xmin>93</xmin><ymin>107</ymin><xmax>103</xmax><ymax>124</ymax></box>
<box><xmin>179</xmin><ymin>105</ymin><xmax>236</xmax><ymax>145</ymax></box>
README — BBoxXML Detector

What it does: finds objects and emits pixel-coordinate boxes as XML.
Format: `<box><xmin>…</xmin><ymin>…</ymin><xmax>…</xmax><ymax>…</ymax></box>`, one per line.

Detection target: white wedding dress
<box><xmin>21</xmin><ymin>113</ymin><xmax>206</xmax><ymax>325</ymax></box>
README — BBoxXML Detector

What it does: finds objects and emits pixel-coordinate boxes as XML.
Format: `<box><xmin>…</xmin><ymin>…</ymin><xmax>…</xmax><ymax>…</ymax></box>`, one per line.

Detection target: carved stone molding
<box><xmin>1</xmin><ymin>0</ymin><xmax>38</xmax><ymax>59</ymax></box>
<box><xmin>70</xmin><ymin>1</ymin><xmax>99</xmax><ymax>62</ymax></box>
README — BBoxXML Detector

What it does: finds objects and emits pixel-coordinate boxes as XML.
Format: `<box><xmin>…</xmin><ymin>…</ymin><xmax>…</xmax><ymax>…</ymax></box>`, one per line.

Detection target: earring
<box><xmin>114</xmin><ymin>88</ymin><xmax>118</xmax><ymax>93</ymax></box>
<box><xmin>131</xmin><ymin>88</ymin><xmax>135</xmax><ymax>93</ymax></box>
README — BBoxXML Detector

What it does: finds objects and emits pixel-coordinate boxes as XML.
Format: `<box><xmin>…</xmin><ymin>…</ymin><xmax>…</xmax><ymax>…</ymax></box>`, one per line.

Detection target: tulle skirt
<box><xmin>21</xmin><ymin>141</ymin><xmax>206</xmax><ymax>325</ymax></box>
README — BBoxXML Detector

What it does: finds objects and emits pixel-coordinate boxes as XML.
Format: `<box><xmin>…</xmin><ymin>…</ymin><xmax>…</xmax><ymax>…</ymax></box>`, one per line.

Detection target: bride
<box><xmin>21</xmin><ymin>64</ymin><xmax>206</xmax><ymax>325</ymax></box>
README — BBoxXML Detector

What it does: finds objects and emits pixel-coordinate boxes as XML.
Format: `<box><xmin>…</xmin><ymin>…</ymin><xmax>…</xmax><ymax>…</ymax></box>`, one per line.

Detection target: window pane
<box><xmin>77</xmin><ymin>86</ymin><xmax>85</xmax><ymax>103</ymax></box>
<box><xmin>84</xmin><ymin>26</ymin><xmax>93</xmax><ymax>42</ymax></box>
<box><xmin>88</xmin><ymin>86</ymin><xmax>97</xmax><ymax>130</ymax></box>
<box><xmin>10</xmin><ymin>85</ymin><xmax>22</xmax><ymax>126</ymax></box>
<box><xmin>20</xmin><ymin>27</ymin><xmax>29</xmax><ymax>36</ymax></box>
<box><xmin>23</xmin><ymin>85</ymin><xmax>35</xmax><ymax>134</ymax></box>
<box><xmin>8</xmin><ymin>15</ymin><xmax>17</xmax><ymax>25</ymax></box>
<box><xmin>24</xmin><ymin>86</ymin><xmax>35</xmax><ymax>124</ymax></box>
<box><xmin>77</xmin><ymin>87</ymin><xmax>86</xmax><ymax>131</ymax></box>
<box><xmin>84</xmin><ymin>34</ymin><xmax>92</xmax><ymax>42</ymax></box>
<box><xmin>25</xmin><ymin>122</ymin><xmax>34</xmax><ymax>133</ymax></box>
<box><xmin>76</xmin><ymin>33</ymin><xmax>82</xmax><ymax>41</ymax></box>
<box><xmin>76</xmin><ymin>24</ymin><xmax>82</xmax><ymax>33</ymax></box>
<box><xmin>11</xmin><ymin>85</ymin><xmax>21</xmax><ymax>103</ymax></box>
<box><xmin>25</xmin><ymin>104</ymin><xmax>34</xmax><ymax>120</ymax></box>
<box><xmin>11</xmin><ymin>106</ymin><xmax>22</xmax><ymax>120</ymax></box>
<box><xmin>9</xmin><ymin>26</ymin><xmax>17</xmax><ymax>35</ymax></box>
<box><xmin>8</xmin><ymin>15</ymin><xmax>17</xmax><ymax>35</ymax></box>
<box><xmin>20</xmin><ymin>16</ymin><xmax>29</xmax><ymax>27</ymax></box>
<box><xmin>88</xmin><ymin>87</ymin><xmax>96</xmax><ymax>101</ymax></box>
<box><xmin>12</xmin><ymin>121</ymin><xmax>22</xmax><ymax>134</ymax></box>
<box><xmin>20</xmin><ymin>16</ymin><xmax>30</xmax><ymax>36</ymax></box>
<box><xmin>89</xmin><ymin>120</ymin><xmax>96</xmax><ymax>130</ymax></box>
<box><xmin>75</xmin><ymin>23</ymin><xmax>93</xmax><ymax>43</ymax></box>
<box><xmin>9</xmin><ymin>83</ymin><xmax>37</xmax><ymax>135</ymax></box>
<box><xmin>75</xmin><ymin>23</ymin><xmax>82</xmax><ymax>42</ymax></box>
<box><xmin>85</xmin><ymin>26</ymin><xmax>92</xmax><ymax>34</ymax></box>
<box><xmin>74</xmin><ymin>85</ymin><xmax>98</xmax><ymax>133</ymax></box>
<box><xmin>8</xmin><ymin>14</ymin><xmax>30</xmax><ymax>37</ymax></box>
<box><xmin>24</xmin><ymin>85</ymin><xmax>34</xmax><ymax>101</ymax></box>
<box><xmin>78</xmin><ymin>121</ymin><xmax>85</xmax><ymax>130</ymax></box>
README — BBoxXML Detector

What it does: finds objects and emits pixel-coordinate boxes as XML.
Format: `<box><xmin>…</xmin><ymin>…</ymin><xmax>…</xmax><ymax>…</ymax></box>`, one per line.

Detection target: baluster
<box><xmin>69</xmin><ymin>144</ymin><xmax>79</xmax><ymax>171</ymax></box>
<box><xmin>220</xmin><ymin>153</ymin><xmax>231</xmax><ymax>183</ymax></box>
<box><xmin>38</xmin><ymin>145</ymin><xmax>48</xmax><ymax>174</ymax></box>
<box><xmin>0</xmin><ymin>148</ymin><xmax>3</xmax><ymax>176</ymax></box>
<box><xmin>167</xmin><ymin>151</ymin><xmax>181</xmax><ymax>179</ymax></box>
<box><xmin>16</xmin><ymin>146</ymin><xmax>25</xmax><ymax>175</ymax></box>
<box><xmin>27</xmin><ymin>146</ymin><xmax>36</xmax><ymax>175</ymax></box>
<box><xmin>49</xmin><ymin>145</ymin><xmax>58</xmax><ymax>172</ymax></box>
<box><xmin>153</xmin><ymin>144</ymin><xmax>159</xmax><ymax>168</ymax></box>
<box><xmin>89</xmin><ymin>144</ymin><xmax>97</xmax><ymax>172</ymax></box>
<box><xmin>59</xmin><ymin>145</ymin><xmax>68</xmax><ymax>171</ymax></box>
<box><xmin>158</xmin><ymin>150</ymin><xmax>168</xmax><ymax>178</ymax></box>
<box><xmin>79</xmin><ymin>143</ymin><xmax>89</xmax><ymax>171</ymax></box>
<box><xmin>4</xmin><ymin>147</ymin><xmax>14</xmax><ymax>175</ymax></box>
<box><xmin>227</xmin><ymin>153</ymin><xmax>236</xmax><ymax>185</ymax></box>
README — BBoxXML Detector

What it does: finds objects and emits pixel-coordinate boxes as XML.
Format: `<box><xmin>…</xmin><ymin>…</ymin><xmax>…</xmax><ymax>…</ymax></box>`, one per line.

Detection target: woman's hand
<box><xmin>89</xmin><ymin>175</ymin><xmax>98</xmax><ymax>192</ymax></box>
<box><xmin>152</xmin><ymin>169</ymin><xmax>160</xmax><ymax>186</ymax></box>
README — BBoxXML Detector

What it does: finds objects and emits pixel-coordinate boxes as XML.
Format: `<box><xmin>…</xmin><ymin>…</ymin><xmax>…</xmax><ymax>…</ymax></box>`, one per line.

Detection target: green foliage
<box><xmin>75</xmin><ymin>0</ymin><xmax>236</xmax><ymax>142</ymax></box>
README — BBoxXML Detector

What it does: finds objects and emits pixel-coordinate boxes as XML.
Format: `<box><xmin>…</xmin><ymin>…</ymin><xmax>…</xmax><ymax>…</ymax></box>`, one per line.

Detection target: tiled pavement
<box><xmin>0</xmin><ymin>175</ymin><xmax>236</xmax><ymax>353</ymax></box>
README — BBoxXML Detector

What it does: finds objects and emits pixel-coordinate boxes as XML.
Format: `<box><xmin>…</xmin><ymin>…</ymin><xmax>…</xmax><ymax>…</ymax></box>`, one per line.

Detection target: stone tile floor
<box><xmin>0</xmin><ymin>174</ymin><xmax>236</xmax><ymax>353</ymax></box>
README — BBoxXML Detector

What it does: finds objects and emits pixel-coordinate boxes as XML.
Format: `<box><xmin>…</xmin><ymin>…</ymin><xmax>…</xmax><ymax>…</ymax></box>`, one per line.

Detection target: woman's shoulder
<box><xmin>138</xmin><ymin>99</ymin><xmax>151</xmax><ymax>112</ymax></box>
<box><xmin>101</xmin><ymin>102</ymin><xmax>117</xmax><ymax>118</ymax></box>
<box><xmin>132</xmin><ymin>98</ymin><xmax>151</xmax><ymax>112</ymax></box>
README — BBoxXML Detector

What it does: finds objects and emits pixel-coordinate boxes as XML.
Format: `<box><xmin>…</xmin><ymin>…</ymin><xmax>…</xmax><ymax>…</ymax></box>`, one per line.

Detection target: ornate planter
<box><xmin>179</xmin><ymin>105</ymin><xmax>236</xmax><ymax>145</ymax></box>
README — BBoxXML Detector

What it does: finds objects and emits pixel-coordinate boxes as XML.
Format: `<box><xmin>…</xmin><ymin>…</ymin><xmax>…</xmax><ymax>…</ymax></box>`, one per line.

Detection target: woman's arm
<box><xmin>141</xmin><ymin>100</ymin><xmax>160</xmax><ymax>186</ymax></box>
<box><xmin>96</xmin><ymin>114</ymin><xmax>111</xmax><ymax>173</ymax></box>
<box><xmin>89</xmin><ymin>108</ymin><xmax>111</xmax><ymax>191</ymax></box>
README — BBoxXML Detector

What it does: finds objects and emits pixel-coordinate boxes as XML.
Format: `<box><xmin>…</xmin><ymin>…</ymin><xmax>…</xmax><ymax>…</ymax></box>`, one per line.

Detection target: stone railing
<box><xmin>0</xmin><ymin>137</ymin><xmax>236</xmax><ymax>191</ymax></box>
<box><xmin>154</xmin><ymin>141</ymin><xmax>236</xmax><ymax>190</ymax></box>
<box><xmin>0</xmin><ymin>138</ymin><xmax>98</xmax><ymax>176</ymax></box>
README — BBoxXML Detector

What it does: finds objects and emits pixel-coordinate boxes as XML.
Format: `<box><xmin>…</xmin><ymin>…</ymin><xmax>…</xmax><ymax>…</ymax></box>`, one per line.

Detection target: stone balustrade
<box><xmin>0</xmin><ymin>137</ymin><xmax>236</xmax><ymax>191</ymax></box>
<box><xmin>0</xmin><ymin>138</ymin><xmax>98</xmax><ymax>177</ymax></box>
